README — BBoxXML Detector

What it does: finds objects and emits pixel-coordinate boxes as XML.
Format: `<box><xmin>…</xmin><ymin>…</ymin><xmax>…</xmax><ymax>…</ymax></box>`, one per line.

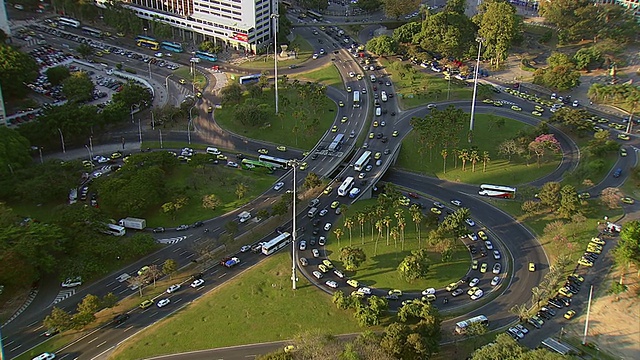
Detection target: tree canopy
<box><xmin>0</xmin><ymin>44</ymin><xmax>39</xmax><ymax>98</ymax></box>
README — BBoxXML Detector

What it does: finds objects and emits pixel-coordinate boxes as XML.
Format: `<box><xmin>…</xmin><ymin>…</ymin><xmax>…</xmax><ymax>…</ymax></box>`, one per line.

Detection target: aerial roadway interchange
<box><xmin>5</xmin><ymin>16</ymin><xmax>636</xmax><ymax>360</ymax></box>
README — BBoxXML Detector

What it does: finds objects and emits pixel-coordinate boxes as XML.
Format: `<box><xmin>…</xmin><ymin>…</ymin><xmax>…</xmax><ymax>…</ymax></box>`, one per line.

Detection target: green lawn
<box><xmin>293</xmin><ymin>63</ymin><xmax>343</xmax><ymax>88</ymax></box>
<box><xmin>214</xmin><ymin>87</ymin><xmax>337</xmax><ymax>150</ymax></box>
<box><xmin>108</xmin><ymin>252</ymin><xmax>366</xmax><ymax>360</ymax></box>
<box><xmin>172</xmin><ymin>67</ymin><xmax>207</xmax><ymax>91</ymax></box>
<box><xmin>396</xmin><ymin>114</ymin><xmax>561</xmax><ymax>185</ymax></box>
<box><xmin>378</xmin><ymin>58</ymin><xmax>494</xmax><ymax>109</ymax></box>
<box><xmin>324</xmin><ymin>200</ymin><xmax>470</xmax><ymax>292</ymax></box>
<box><xmin>239</xmin><ymin>35</ymin><xmax>314</xmax><ymax>69</ymax></box>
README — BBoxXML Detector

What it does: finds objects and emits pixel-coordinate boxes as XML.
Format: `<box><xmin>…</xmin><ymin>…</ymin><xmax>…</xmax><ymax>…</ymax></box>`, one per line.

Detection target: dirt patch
<box><xmin>564</xmin><ymin>267</ymin><xmax>640</xmax><ymax>359</ymax></box>
<box><xmin>0</xmin><ymin>287</ymin><xmax>32</xmax><ymax>323</ymax></box>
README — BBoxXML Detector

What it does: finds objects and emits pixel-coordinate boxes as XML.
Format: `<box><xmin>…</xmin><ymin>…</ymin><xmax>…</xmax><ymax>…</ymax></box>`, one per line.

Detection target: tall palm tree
<box><xmin>531</xmin><ymin>286</ymin><xmax>547</xmax><ymax>308</ymax></box>
<box><xmin>410</xmin><ymin>205</ymin><xmax>423</xmax><ymax>246</ymax></box>
<box><xmin>333</xmin><ymin>228</ymin><xmax>343</xmax><ymax>247</ymax></box>
<box><xmin>374</xmin><ymin>219</ymin><xmax>384</xmax><ymax>256</ymax></box>
<box><xmin>390</xmin><ymin>227</ymin><xmax>399</xmax><ymax>248</ymax></box>
<box><xmin>482</xmin><ymin>151</ymin><xmax>490</xmax><ymax>172</ymax></box>
<box><xmin>383</xmin><ymin>216</ymin><xmax>392</xmax><ymax>246</ymax></box>
<box><xmin>470</xmin><ymin>150</ymin><xmax>480</xmax><ymax>172</ymax></box>
<box><xmin>441</xmin><ymin>148</ymin><xmax>448</xmax><ymax>173</ymax></box>
<box><xmin>452</xmin><ymin>148</ymin><xmax>459</xmax><ymax>168</ymax></box>
<box><xmin>397</xmin><ymin>216</ymin><xmax>406</xmax><ymax>250</ymax></box>
<box><xmin>344</xmin><ymin>217</ymin><xmax>354</xmax><ymax>246</ymax></box>
<box><xmin>509</xmin><ymin>304</ymin><xmax>530</xmax><ymax>321</ymax></box>
<box><xmin>459</xmin><ymin>148</ymin><xmax>469</xmax><ymax>171</ymax></box>
<box><xmin>357</xmin><ymin>212</ymin><xmax>366</xmax><ymax>244</ymax></box>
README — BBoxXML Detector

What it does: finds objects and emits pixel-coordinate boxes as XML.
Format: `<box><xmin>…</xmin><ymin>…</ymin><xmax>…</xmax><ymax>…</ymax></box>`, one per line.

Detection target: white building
<box><xmin>97</xmin><ymin>0</ymin><xmax>278</xmax><ymax>53</ymax></box>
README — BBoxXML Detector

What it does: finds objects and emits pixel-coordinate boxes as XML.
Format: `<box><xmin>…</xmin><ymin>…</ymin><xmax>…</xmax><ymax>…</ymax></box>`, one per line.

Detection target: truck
<box><xmin>238</xmin><ymin>211</ymin><xmax>251</xmax><ymax>223</ymax></box>
<box><xmin>221</xmin><ymin>257</ymin><xmax>240</xmax><ymax>268</ymax></box>
<box><xmin>118</xmin><ymin>217</ymin><xmax>147</xmax><ymax>230</ymax></box>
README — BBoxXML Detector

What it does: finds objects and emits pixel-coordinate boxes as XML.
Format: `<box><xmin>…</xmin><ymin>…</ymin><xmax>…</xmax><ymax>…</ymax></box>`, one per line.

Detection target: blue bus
<box><xmin>239</xmin><ymin>74</ymin><xmax>261</xmax><ymax>85</ymax></box>
<box><xmin>194</xmin><ymin>51</ymin><xmax>218</xmax><ymax>62</ymax></box>
<box><xmin>161</xmin><ymin>41</ymin><xmax>184</xmax><ymax>53</ymax></box>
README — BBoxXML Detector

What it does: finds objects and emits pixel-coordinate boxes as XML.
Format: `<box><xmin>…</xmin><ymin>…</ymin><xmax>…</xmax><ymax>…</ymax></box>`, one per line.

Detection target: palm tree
<box><xmin>333</xmin><ymin>228</ymin><xmax>343</xmax><ymax>247</ymax></box>
<box><xmin>357</xmin><ymin>212</ymin><xmax>366</xmax><ymax>244</ymax></box>
<box><xmin>374</xmin><ymin>219</ymin><xmax>384</xmax><ymax>256</ymax></box>
<box><xmin>482</xmin><ymin>151</ymin><xmax>490</xmax><ymax>172</ymax></box>
<box><xmin>441</xmin><ymin>148</ymin><xmax>448</xmax><ymax>173</ymax></box>
<box><xmin>459</xmin><ymin>148</ymin><xmax>469</xmax><ymax>171</ymax></box>
<box><xmin>390</xmin><ymin>227</ymin><xmax>399</xmax><ymax>248</ymax></box>
<box><xmin>397</xmin><ymin>216</ymin><xmax>406</xmax><ymax>250</ymax></box>
<box><xmin>452</xmin><ymin>148</ymin><xmax>459</xmax><ymax>169</ymax></box>
<box><xmin>531</xmin><ymin>286</ymin><xmax>547</xmax><ymax>308</ymax></box>
<box><xmin>410</xmin><ymin>205</ymin><xmax>423</xmax><ymax>246</ymax></box>
<box><xmin>470</xmin><ymin>150</ymin><xmax>480</xmax><ymax>172</ymax></box>
<box><xmin>510</xmin><ymin>304</ymin><xmax>530</xmax><ymax>321</ymax></box>
<box><xmin>383</xmin><ymin>216</ymin><xmax>392</xmax><ymax>246</ymax></box>
<box><xmin>344</xmin><ymin>217</ymin><xmax>354</xmax><ymax>246</ymax></box>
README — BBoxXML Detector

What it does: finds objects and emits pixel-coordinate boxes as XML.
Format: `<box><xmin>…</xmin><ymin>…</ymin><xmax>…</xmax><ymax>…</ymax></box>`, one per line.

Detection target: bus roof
<box><xmin>480</xmin><ymin>184</ymin><xmax>517</xmax><ymax>192</ymax></box>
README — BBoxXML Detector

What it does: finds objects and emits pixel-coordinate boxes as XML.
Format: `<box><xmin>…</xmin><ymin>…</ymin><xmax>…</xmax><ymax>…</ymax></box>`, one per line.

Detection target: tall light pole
<box><xmin>271</xmin><ymin>13</ymin><xmax>280</xmax><ymax>114</ymax></box>
<box><xmin>84</xmin><ymin>144</ymin><xmax>93</xmax><ymax>160</ymax></box>
<box><xmin>38</xmin><ymin>146</ymin><xmax>43</xmax><ymax>164</ymax></box>
<box><xmin>138</xmin><ymin>118</ymin><xmax>142</xmax><ymax>144</ymax></box>
<box><xmin>57</xmin><ymin>128</ymin><xmax>66</xmax><ymax>154</ymax></box>
<box><xmin>468</xmin><ymin>37</ymin><xmax>484</xmax><ymax>143</ymax></box>
<box><xmin>159</xmin><ymin>129</ymin><xmax>164</xmax><ymax>148</ymax></box>
<box><xmin>288</xmin><ymin>159</ymin><xmax>299</xmax><ymax>290</ymax></box>
<box><xmin>188</xmin><ymin>106</ymin><xmax>195</xmax><ymax>145</ymax></box>
<box><xmin>130</xmin><ymin>104</ymin><xmax>135</xmax><ymax>124</ymax></box>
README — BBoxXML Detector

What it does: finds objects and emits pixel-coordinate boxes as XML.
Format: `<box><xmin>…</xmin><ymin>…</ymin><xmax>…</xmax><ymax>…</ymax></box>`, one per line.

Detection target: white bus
<box><xmin>258</xmin><ymin>155</ymin><xmax>289</xmax><ymax>169</ymax></box>
<box><xmin>262</xmin><ymin>232</ymin><xmax>292</xmax><ymax>255</ymax></box>
<box><xmin>353</xmin><ymin>91</ymin><xmax>360</xmax><ymax>108</ymax></box>
<box><xmin>479</xmin><ymin>184</ymin><xmax>516</xmax><ymax>199</ymax></box>
<box><xmin>353</xmin><ymin>151</ymin><xmax>372</xmax><ymax>171</ymax></box>
<box><xmin>82</xmin><ymin>26</ymin><xmax>103</xmax><ymax>38</ymax></box>
<box><xmin>328</xmin><ymin>133</ymin><xmax>345</xmax><ymax>152</ymax></box>
<box><xmin>58</xmin><ymin>17</ymin><xmax>81</xmax><ymax>28</ymax></box>
<box><xmin>104</xmin><ymin>224</ymin><xmax>126</xmax><ymax>237</ymax></box>
<box><xmin>455</xmin><ymin>314</ymin><xmax>488</xmax><ymax>334</ymax></box>
<box><xmin>381</xmin><ymin>90</ymin><xmax>388</xmax><ymax>102</ymax></box>
<box><xmin>337</xmin><ymin>176</ymin><xmax>355</xmax><ymax>197</ymax></box>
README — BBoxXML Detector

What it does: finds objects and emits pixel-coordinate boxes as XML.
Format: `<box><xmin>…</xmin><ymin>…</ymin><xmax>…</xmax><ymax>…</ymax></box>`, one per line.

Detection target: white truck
<box><xmin>238</xmin><ymin>211</ymin><xmax>251</xmax><ymax>223</ymax></box>
<box><xmin>118</xmin><ymin>217</ymin><xmax>147</xmax><ymax>230</ymax></box>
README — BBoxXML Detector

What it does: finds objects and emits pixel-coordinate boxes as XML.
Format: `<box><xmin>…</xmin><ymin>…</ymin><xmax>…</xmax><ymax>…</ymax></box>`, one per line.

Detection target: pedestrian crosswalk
<box><xmin>157</xmin><ymin>236</ymin><xmax>187</xmax><ymax>245</ymax></box>
<box><xmin>50</xmin><ymin>289</ymin><xmax>75</xmax><ymax>306</ymax></box>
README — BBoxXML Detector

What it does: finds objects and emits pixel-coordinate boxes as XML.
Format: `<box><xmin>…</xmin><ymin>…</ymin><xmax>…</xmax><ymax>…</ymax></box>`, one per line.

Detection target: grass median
<box><xmin>292</xmin><ymin>62</ymin><xmax>343</xmax><ymax>88</ymax></box>
<box><xmin>108</xmin><ymin>252</ymin><xmax>365</xmax><ymax>359</ymax></box>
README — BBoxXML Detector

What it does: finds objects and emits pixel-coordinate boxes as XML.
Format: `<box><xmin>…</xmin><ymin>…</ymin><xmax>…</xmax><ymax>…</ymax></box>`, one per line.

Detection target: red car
<box><xmin>408</xmin><ymin>192</ymin><xmax>419</xmax><ymax>199</ymax></box>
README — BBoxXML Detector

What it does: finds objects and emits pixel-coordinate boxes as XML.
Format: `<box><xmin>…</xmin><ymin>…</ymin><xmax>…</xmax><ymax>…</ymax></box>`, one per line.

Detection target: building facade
<box><xmin>97</xmin><ymin>0</ymin><xmax>277</xmax><ymax>53</ymax></box>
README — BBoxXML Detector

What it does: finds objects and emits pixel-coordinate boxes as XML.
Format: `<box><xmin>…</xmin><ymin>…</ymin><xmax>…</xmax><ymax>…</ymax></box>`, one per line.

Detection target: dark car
<box><xmin>192</xmin><ymin>221</ymin><xmax>204</xmax><ymax>228</ymax></box>
<box><xmin>190</xmin><ymin>272</ymin><xmax>204</xmax><ymax>280</ymax></box>
<box><xmin>613</xmin><ymin>168</ymin><xmax>622</xmax><ymax>178</ymax></box>
<box><xmin>548</xmin><ymin>298</ymin><xmax>564</xmax><ymax>309</ymax></box>
<box><xmin>113</xmin><ymin>313</ymin><xmax>130</xmax><ymax>325</ymax></box>
<box><xmin>153</xmin><ymin>227</ymin><xmax>165</xmax><ymax>233</ymax></box>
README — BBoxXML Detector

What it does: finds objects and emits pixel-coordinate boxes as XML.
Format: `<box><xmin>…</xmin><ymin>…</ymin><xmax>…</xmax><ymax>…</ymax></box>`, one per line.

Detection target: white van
<box><xmin>308</xmin><ymin>207</ymin><xmax>319</xmax><ymax>218</ymax></box>
<box><xmin>381</xmin><ymin>91</ymin><xmax>388</xmax><ymax>102</ymax></box>
<box><xmin>206</xmin><ymin>147</ymin><xmax>221</xmax><ymax>155</ymax></box>
<box><xmin>375</xmin><ymin>107</ymin><xmax>381</xmax><ymax>116</ymax></box>
<box><xmin>370</xmin><ymin>75</ymin><xmax>377</xmax><ymax>83</ymax></box>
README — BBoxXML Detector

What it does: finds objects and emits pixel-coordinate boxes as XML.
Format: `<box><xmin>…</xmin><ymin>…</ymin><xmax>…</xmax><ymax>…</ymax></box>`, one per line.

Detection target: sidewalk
<box><xmin>43</xmin><ymin>142</ymin><xmax>141</xmax><ymax>162</ymax></box>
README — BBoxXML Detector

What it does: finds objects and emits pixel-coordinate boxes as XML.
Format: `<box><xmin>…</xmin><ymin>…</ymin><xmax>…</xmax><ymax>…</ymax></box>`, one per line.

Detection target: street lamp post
<box><xmin>89</xmin><ymin>136</ymin><xmax>93</xmax><ymax>153</ymax></box>
<box><xmin>38</xmin><ymin>146</ymin><xmax>43</xmax><ymax>164</ymax></box>
<box><xmin>288</xmin><ymin>159</ymin><xmax>299</xmax><ymax>290</ymax></box>
<box><xmin>159</xmin><ymin>129</ymin><xmax>163</xmax><ymax>148</ymax></box>
<box><xmin>148</xmin><ymin>61</ymin><xmax>152</xmax><ymax>79</ymax></box>
<box><xmin>57</xmin><ymin>128</ymin><xmax>66</xmax><ymax>154</ymax></box>
<box><xmin>84</xmin><ymin>144</ymin><xmax>93</xmax><ymax>160</ymax></box>
<box><xmin>468</xmin><ymin>37</ymin><xmax>484</xmax><ymax>143</ymax></box>
<box><xmin>271</xmin><ymin>13</ymin><xmax>280</xmax><ymax>115</ymax></box>
<box><xmin>138</xmin><ymin>118</ymin><xmax>142</xmax><ymax>144</ymax></box>
<box><xmin>188</xmin><ymin>106</ymin><xmax>195</xmax><ymax>145</ymax></box>
<box><xmin>130</xmin><ymin>104</ymin><xmax>135</xmax><ymax>124</ymax></box>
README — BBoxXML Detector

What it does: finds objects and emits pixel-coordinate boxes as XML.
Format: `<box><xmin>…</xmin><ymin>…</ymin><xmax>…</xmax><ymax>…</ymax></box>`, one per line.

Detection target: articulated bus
<box><xmin>353</xmin><ymin>90</ymin><xmax>360</xmax><ymax>108</ymax></box>
<box><xmin>353</xmin><ymin>151</ymin><xmax>372</xmax><ymax>171</ymax></box>
<box><xmin>58</xmin><ymin>17</ymin><xmax>81</xmax><ymax>28</ymax></box>
<box><xmin>306</xmin><ymin>10</ymin><xmax>323</xmax><ymax>21</ymax></box>
<box><xmin>136</xmin><ymin>36</ymin><xmax>160</xmax><ymax>51</ymax></box>
<box><xmin>478</xmin><ymin>184</ymin><xmax>517</xmax><ymax>199</ymax></box>
<box><xmin>161</xmin><ymin>41</ymin><xmax>184</xmax><ymax>53</ymax></box>
<box><xmin>328</xmin><ymin>133</ymin><xmax>345</xmax><ymax>152</ymax></box>
<box><xmin>455</xmin><ymin>315</ymin><xmax>488</xmax><ymax>334</ymax></box>
<box><xmin>81</xmin><ymin>26</ymin><xmax>103</xmax><ymax>38</ymax></box>
<box><xmin>262</xmin><ymin>232</ymin><xmax>292</xmax><ymax>255</ymax></box>
<box><xmin>258</xmin><ymin>154</ymin><xmax>289</xmax><ymax>169</ymax></box>
<box><xmin>194</xmin><ymin>50</ymin><xmax>218</xmax><ymax>62</ymax></box>
<box><xmin>337</xmin><ymin>176</ymin><xmax>355</xmax><ymax>197</ymax></box>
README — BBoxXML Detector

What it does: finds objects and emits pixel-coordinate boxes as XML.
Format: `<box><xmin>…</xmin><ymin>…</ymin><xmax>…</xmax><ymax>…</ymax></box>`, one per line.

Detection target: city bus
<box><xmin>262</xmin><ymin>232</ymin><xmax>292</xmax><ymax>255</ymax></box>
<box><xmin>353</xmin><ymin>90</ymin><xmax>360</xmax><ymax>108</ymax></box>
<box><xmin>258</xmin><ymin>154</ymin><xmax>289</xmax><ymax>169</ymax></box>
<box><xmin>455</xmin><ymin>315</ymin><xmax>488</xmax><ymax>334</ymax></box>
<box><xmin>81</xmin><ymin>26</ymin><xmax>103</xmax><ymax>38</ymax></box>
<box><xmin>328</xmin><ymin>133</ymin><xmax>345</xmax><ymax>152</ymax></box>
<box><xmin>58</xmin><ymin>17</ymin><xmax>81</xmax><ymax>28</ymax></box>
<box><xmin>239</xmin><ymin>73</ymin><xmax>261</xmax><ymax>85</ymax></box>
<box><xmin>353</xmin><ymin>151</ymin><xmax>372</xmax><ymax>171</ymax></box>
<box><xmin>136</xmin><ymin>37</ymin><xmax>160</xmax><ymax>51</ymax></box>
<box><xmin>306</xmin><ymin>10</ymin><xmax>323</xmax><ymax>21</ymax></box>
<box><xmin>241</xmin><ymin>158</ymin><xmax>275</xmax><ymax>173</ymax></box>
<box><xmin>161</xmin><ymin>41</ymin><xmax>184</xmax><ymax>53</ymax></box>
<box><xmin>478</xmin><ymin>184</ymin><xmax>516</xmax><ymax>199</ymax></box>
<box><xmin>103</xmin><ymin>223</ymin><xmax>126</xmax><ymax>237</ymax></box>
<box><xmin>194</xmin><ymin>50</ymin><xmax>218</xmax><ymax>62</ymax></box>
<box><xmin>337</xmin><ymin>176</ymin><xmax>355</xmax><ymax>197</ymax></box>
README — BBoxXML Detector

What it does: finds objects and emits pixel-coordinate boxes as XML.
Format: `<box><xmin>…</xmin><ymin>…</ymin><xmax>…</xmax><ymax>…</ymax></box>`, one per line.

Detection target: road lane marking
<box><xmin>218</xmin><ymin>273</ymin><xmax>227</xmax><ymax>279</ymax></box>
<box><xmin>9</xmin><ymin>345</ymin><xmax>22</xmax><ymax>352</ymax></box>
<box><xmin>87</xmin><ymin>337</ymin><xmax>98</xmax><ymax>344</ymax></box>
<box><xmin>96</xmin><ymin>341</ymin><xmax>107</xmax><ymax>347</ymax></box>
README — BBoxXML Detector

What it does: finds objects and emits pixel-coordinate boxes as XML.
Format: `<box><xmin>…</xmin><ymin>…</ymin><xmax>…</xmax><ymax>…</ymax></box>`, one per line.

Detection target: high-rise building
<box><xmin>98</xmin><ymin>0</ymin><xmax>278</xmax><ymax>53</ymax></box>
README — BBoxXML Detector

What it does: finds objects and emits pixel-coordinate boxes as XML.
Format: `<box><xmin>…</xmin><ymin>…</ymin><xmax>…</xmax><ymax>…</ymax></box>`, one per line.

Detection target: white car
<box><xmin>491</xmin><ymin>276</ymin><xmax>501</xmax><ymax>286</ymax></box>
<box><xmin>421</xmin><ymin>287</ymin><xmax>436</xmax><ymax>296</ymax></box>
<box><xmin>324</xmin><ymin>222</ymin><xmax>332</xmax><ymax>231</ymax></box>
<box><xmin>484</xmin><ymin>240</ymin><xmax>494</xmax><ymax>250</ymax></box>
<box><xmin>318</xmin><ymin>236</ymin><xmax>326</xmax><ymax>246</ymax></box>
<box><xmin>470</xmin><ymin>289</ymin><xmax>484</xmax><ymax>300</ymax></box>
<box><xmin>468</xmin><ymin>233</ymin><xmax>478</xmax><ymax>241</ymax></box>
<box><xmin>427</xmin><ymin>104</ymin><xmax>437</xmax><ymax>109</ymax></box>
<box><xmin>312</xmin><ymin>271</ymin><xmax>323</xmax><ymax>279</ymax></box>
<box><xmin>515</xmin><ymin>324</ymin><xmax>529</xmax><ymax>334</ymax></box>
<box><xmin>357</xmin><ymin>287</ymin><xmax>371</xmax><ymax>295</ymax></box>
<box><xmin>319</xmin><ymin>209</ymin><xmax>328</xmax><ymax>217</ymax></box>
<box><xmin>191</xmin><ymin>279</ymin><xmax>205</xmax><ymax>288</ymax></box>
<box><xmin>312</xmin><ymin>248</ymin><xmax>320</xmax><ymax>258</ymax></box>
<box><xmin>273</xmin><ymin>182</ymin><xmax>284</xmax><ymax>191</ymax></box>
<box><xmin>451</xmin><ymin>199</ymin><xmax>462</xmax><ymax>206</ymax></box>
<box><xmin>348</xmin><ymin>71</ymin><xmax>355</xmax><ymax>77</ymax></box>
<box><xmin>32</xmin><ymin>353</ymin><xmax>56</xmax><ymax>360</ymax></box>
<box><xmin>334</xmin><ymin>269</ymin><xmax>345</xmax><ymax>278</ymax></box>
<box><xmin>465</xmin><ymin>218</ymin><xmax>476</xmax><ymax>227</ymax></box>
<box><xmin>469</xmin><ymin>277</ymin><xmax>480</xmax><ymax>287</ymax></box>
<box><xmin>325</xmin><ymin>280</ymin><xmax>339</xmax><ymax>288</ymax></box>
<box><xmin>492</xmin><ymin>263</ymin><xmax>501</xmax><ymax>274</ymax></box>
<box><xmin>299</xmin><ymin>240</ymin><xmax>307</xmax><ymax>251</ymax></box>
<box><xmin>157</xmin><ymin>298</ymin><xmax>170</xmax><ymax>308</ymax></box>
<box><xmin>116</xmin><ymin>273</ymin><xmax>131</xmax><ymax>283</ymax></box>
<box><xmin>493</xmin><ymin>250</ymin><xmax>501</xmax><ymax>260</ymax></box>
<box><xmin>61</xmin><ymin>277</ymin><xmax>82</xmax><ymax>288</ymax></box>
<box><xmin>227</xmin><ymin>161</ymin><xmax>239</xmax><ymax>168</ymax></box>
<box><xmin>166</xmin><ymin>284</ymin><xmax>181</xmax><ymax>293</ymax></box>
<box><xmin>240</xmin><ymin>245</ymin><xmax>251</xmax><ymax>253</ymax></box>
